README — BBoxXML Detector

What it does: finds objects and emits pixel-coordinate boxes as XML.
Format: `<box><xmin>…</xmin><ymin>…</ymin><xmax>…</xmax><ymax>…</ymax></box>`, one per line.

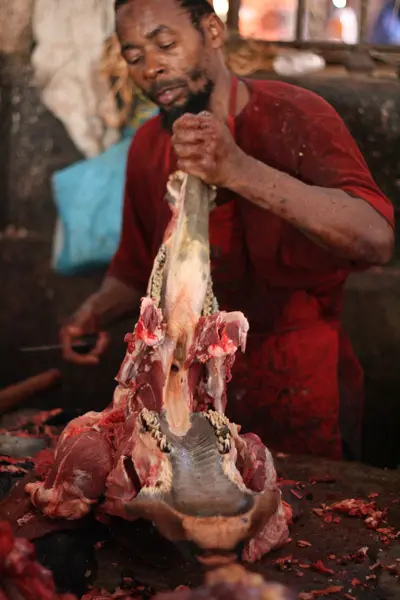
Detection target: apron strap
<box><xmin>227</xmin><ymin>75</ymin><xmax>238</xmax><ymax>139</ymax></box>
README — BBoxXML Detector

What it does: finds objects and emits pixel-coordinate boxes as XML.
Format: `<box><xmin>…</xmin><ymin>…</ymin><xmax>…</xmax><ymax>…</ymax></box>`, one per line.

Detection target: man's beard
<box><xmin>159</xmin><ymin>78</ymin><xmax>214</xmax><ymax>133</ymax></box>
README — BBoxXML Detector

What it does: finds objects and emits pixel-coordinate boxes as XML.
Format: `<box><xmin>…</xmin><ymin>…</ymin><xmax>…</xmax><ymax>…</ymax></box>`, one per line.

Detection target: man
<box><xmin>61</xmin><ymin>0</ymin><xmax>394</xmax><ymax>461</ymax></box>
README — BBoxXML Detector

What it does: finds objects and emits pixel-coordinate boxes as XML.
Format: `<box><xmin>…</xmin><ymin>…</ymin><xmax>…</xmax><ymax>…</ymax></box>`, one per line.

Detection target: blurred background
<box><xmin>0</xmin><ymin>0</ymin><xmax>399</xmax><ymax>469</ymax></box>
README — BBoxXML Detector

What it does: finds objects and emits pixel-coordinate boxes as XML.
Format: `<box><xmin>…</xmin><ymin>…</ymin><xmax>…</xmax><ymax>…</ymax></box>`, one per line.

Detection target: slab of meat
<box><xmin>25</xmin><ymin>172</ymin><xmax>291</xmax><ymax>562</ymax></box>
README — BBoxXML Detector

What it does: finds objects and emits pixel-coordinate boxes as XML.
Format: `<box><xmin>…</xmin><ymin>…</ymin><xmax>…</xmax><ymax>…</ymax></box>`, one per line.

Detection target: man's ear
<box><xmin>203</xmin><ymin>13</ymin><xmax>225</xmax><ymax>49</ymax></box>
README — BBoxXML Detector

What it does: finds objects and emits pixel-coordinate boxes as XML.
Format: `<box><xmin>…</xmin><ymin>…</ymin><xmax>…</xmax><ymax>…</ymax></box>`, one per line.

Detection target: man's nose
<box><xmin>143</xmin><ymin>52</ymin><xmax>164</xmax><ymax>80</ymax></box>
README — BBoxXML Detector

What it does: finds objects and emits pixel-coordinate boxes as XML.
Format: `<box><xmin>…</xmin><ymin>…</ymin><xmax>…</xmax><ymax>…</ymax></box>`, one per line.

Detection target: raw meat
<box><xmin>0</xmin><ymin>520</ymin><xmax>76</xmax><ymax>600</ymax></box>
<box><xmin>25</xmin><ymin>171</ymin><xmax>291</xmax><ymax>562</ymax></box>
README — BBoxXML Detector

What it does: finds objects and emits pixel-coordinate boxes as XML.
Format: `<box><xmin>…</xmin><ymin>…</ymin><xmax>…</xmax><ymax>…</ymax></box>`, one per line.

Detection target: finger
<box><xmin>176</xmin><ymin>159</ymin><xmax>211</xmax><ymax>182</ymax></box>
<box><xmin>197</xmin><ymin>110</ymin><xmax>213</xmax><ymax>118</ymax></box>
<box><xmin>173</xmin><ymin>113</ymin><xmax>216</xmax><ymax>133</ymax></box>
<box><xmin>64</xmin><ymin>350</ymin><xmax>100</xmax><ymax>366</ymax></box>
<box><xmin>91</xmin><ymin>331</ymin><xmax>110</xmax><ymax>357</ymax></box>
<box><xmin>172</xmin><ymin>124</ymin><xmax>216</xmax><ymax>145</ymax></box>
<box><xmin>173</xmin><ymin>142</ymin><xmax>210</xmax><ymax>161</ymax></box>
<box><xmin>60</xmin><ymin>326</ymin><xmax>99</xmax><ymax>366</ymax></box>
<box><xmin>60</xmin><ymin>325</ymin><xmax>79</xmax><ymax>358</ymax></box>
<box><xmin>172</xmin><ymin>129</ymin><xmax>211</xmax><ymax>146</ymax></box>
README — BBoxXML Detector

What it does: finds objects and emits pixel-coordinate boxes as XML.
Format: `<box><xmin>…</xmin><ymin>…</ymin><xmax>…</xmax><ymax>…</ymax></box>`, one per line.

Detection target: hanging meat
<box><xmin>25</xmin><ymin>171</ymin><xmax>291</xmax><ymax>563</ymax></box>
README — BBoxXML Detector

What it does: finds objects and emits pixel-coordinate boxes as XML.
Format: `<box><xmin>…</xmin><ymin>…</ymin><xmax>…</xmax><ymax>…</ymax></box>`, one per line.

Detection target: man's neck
<box><xmin>208</xmin><ymin>67</ymin><xmax>232</xmax><ymax>122</ymax></box>
<box><xmin>208</xmin><ymin>66</ymin><xmax>250</xmax><ymax>123</ymax></box>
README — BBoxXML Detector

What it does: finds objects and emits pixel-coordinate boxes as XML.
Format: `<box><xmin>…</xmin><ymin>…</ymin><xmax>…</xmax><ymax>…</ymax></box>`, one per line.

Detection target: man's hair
<box><xmin>114</xmin><ymin>0</ymin><xmax>215</xmax><ymax>31</ymax></box>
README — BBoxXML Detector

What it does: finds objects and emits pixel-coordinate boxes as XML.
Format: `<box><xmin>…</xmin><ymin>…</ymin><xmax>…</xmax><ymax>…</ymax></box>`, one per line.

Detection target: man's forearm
<box><xmin>228</xmin><ymin>152</ymin><xmax>394</xmax><ymax>265</ymax></box>
<box><xmin>78</xmin><ymin>276</ymin><xmax>143</xmax><ymax>331</ymax></box>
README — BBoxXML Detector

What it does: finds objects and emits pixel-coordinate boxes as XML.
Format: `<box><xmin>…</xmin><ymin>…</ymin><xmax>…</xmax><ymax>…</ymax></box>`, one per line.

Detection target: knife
<box><xmin>20</xmin><ymin>335</ymin><xmax>98</xmax><ymax>353</ymax></box>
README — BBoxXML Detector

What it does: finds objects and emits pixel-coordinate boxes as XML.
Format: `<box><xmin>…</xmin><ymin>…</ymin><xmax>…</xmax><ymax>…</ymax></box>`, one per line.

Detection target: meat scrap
<box><xmin>24</xmin><ymin>172</ymin><xmax>291</xmax><ymax>563</ymax></box>
<box><xmin>383</xmin><ymin>563</ymin><xmax>400</xmax><ymax>577</ymax></box>
<box><xmin>297</xmin><ymin>540</ymin><xmax>312</xmax><ymax>548</ymax></box>
<box><xmin>289</xmin><ymin>489</ymin><xmax>303</xmax><ymax>500</ymax></box>
<box><xmin>0</xmin><ymin>520</ymin><xmax>76</xmax><ymax>600</ymax></box>
<box><xmin>298</xmin><ymin>587</ymin><xmax>343</xmax><ymax>599</ymax></box>
<box><xmin>335</xmin><ymin>546</ymin><xmax>370</xmax><ymax>566</ymax></box>
<box><xmin>272</xmin><ymin>555</ymin><xmax>293</xmax><ymax>571</ymax></box>
<box><xmin>310</xmin><ymin>560</ymin><xmax>334</xmax><ymax>576</ymax></box>
<box><xmin>0</xmin><ymin>455</ymin><xmax>34</xmax><ymax>464</ymax></box>
<box><xmin>312</xmin><ymin>497</ymin><xmax>399</xmax><ymax>543</ymax></box>
<box><xmin>323</xmin><ymin>513</ymin><xmax>340</xmax><ymax>524</ymax></box>
<box><xmin>0</xmin><ymin>463</ymin><xmax>28</xmax><ymax>474</ymax></box>
<box><xmin>329</xmin><ymin>499</ymin><xmax>382</xmax><ymax>522</ymax></box>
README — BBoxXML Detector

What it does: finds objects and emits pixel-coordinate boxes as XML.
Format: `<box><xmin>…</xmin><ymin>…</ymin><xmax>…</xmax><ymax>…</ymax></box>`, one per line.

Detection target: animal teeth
<box><xmin>202</xmin><ymin>275</ymin><xmax>219</xmax><ymax>316</ymax></box>
<box><xmin>204</xmin><ymin>410</ymin><xmax>232</xmax><ymax>454</ymax></box>
<box><xmin>140</xmin><ymin>408</ymin><xmax>171</xmax><ymax>453</ymax></box>
<box><xmin>159</xmin><ymin>437</ymin><xmax>172</xmax><ymax>453</ymax></box>
<box><xmin>147</xmin><ymin>244</ymin><xmax>167</xmax><ymax>307</ymax></box>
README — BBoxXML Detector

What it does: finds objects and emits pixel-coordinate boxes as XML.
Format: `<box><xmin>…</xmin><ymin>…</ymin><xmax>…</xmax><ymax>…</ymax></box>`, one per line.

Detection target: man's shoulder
<box><xmin>125</xmin><ymin>113</ymin><xmax>170</xmax><ymax>184</ymax></box>
<box><xmin>247</xmin><ymin>79</ymin><xmax>338</xmax><ymax>123</ymax></box>
<box><xmin>128</xmin><ymin>113</ymin><xmax>163</xmax><ymax>154</ymax></box>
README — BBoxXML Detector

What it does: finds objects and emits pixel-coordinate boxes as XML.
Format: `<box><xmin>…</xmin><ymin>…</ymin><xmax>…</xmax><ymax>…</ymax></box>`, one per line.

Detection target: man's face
<box><xmin>116</xmin><ymin>0</ymin><xmax>218</xmax><ymax>131</ymax></box>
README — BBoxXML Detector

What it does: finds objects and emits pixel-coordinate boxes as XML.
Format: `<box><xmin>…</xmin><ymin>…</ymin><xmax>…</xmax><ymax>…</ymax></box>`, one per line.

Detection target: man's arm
<box><xmin>227</xmin><ymin>158</ymin><xmax>394</xmax><ymax>265</ymax></box>
<box><xmin>71</xmin><ymin>276</ymin><xmax>143</xmax><ymax>333</ymax></box>
<box><xmin>172</xmin><ymin>104</ymin><xmax>394</xmax><ymax>267</ymax></box>
<box><xmin>61</xmin><ymin>130</ymin><xmax>154</xmax><ymax>364</ymax></box>
<box><xmin>60</xmin><ymin>276</ymin><xmax>142</xmax><ymax>366</ymax></box>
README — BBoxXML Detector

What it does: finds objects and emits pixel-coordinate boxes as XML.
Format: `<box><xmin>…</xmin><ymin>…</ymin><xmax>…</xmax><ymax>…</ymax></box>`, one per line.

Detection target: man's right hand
<box><xmin>60</xmin><ymin>325</ymin><xmax>110</xmax><ymax>365</ymax></box>
<box><xmin>60</xmin><ymin>276</ymin><xmax>141</xmax><ymax>366</ymax></box>
<box><xmin>60</xmin><ymin>298</ymin><xmax>110</xmax><ymax>366</ymax></box>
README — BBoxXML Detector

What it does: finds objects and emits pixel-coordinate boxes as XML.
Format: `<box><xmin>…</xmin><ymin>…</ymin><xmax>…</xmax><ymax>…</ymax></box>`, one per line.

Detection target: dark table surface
<box><xmin>61</xmin><ymin>454</ymin><xmax>400</xmax><ymax>599</ymax></box>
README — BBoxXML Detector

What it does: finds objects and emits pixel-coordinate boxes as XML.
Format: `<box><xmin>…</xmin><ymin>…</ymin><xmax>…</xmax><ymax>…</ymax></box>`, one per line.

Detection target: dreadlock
<box><xmin>114</xmin><ymin>0</ymin><xmax>215</xmax><ymax>31</ymax></box>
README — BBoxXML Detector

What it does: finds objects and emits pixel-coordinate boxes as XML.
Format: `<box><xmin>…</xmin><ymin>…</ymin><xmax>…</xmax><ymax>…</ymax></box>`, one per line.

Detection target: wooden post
<box><xmin>0</xmin><ymin>369</ymin><xmax>62</xmax><ymax>415</ymax></box>
<box><xmin>226</xmin><ymin>0</ymin><xmax>240</xmax><ymax>31</ymax></box>
<box><xmin>359</xmin><ymin>0</ymin><xmax>369</xmax><ymax>44</ymax></box>
<box><xmin>296</xmin><ymin>0</ymin><xmax>307</xmax><ymax>42</ymax></box>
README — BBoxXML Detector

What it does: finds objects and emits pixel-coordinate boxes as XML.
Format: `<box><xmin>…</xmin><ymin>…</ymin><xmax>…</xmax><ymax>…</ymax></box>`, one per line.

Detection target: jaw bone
<box><xmin>147</xmin><ymin>172</ymin><xmax>221</xmax><ymax>436</ymax></box>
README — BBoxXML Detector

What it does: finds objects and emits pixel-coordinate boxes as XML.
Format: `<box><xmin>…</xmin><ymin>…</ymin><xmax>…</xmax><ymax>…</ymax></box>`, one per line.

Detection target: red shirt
<box><xmin>108</xmin><ymin>79</ymin><xmax>394</xmax><ymax>460</ymax></box>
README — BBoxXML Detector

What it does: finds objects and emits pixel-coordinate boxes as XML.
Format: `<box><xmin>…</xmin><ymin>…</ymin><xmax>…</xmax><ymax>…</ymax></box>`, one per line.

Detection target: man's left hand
<box><xmin>171</xmin><ymin>111</ymin><xmax>243</xmax><ymax>188</ymax></box>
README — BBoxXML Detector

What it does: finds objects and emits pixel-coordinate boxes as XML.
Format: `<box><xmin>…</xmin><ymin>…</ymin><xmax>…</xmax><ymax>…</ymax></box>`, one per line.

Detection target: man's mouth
<box><xmin>155</xmin><ymin>86</ymin><xmax>185</xmax><ymax>107</ymax></box>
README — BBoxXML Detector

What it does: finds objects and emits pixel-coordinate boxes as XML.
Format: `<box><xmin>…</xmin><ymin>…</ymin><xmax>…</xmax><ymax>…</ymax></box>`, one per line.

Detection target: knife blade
<box><xmin>20</xmin><ymin>335</ymin><xmax>97</xmax><ymax>353</ymax></box>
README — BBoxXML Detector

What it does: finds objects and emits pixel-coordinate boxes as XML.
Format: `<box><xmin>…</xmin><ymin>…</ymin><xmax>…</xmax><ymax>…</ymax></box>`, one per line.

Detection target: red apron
<box><xmin>208</xmin><ymin>78</ymin><xmax>362</xmax><ymax>461</ymax></box>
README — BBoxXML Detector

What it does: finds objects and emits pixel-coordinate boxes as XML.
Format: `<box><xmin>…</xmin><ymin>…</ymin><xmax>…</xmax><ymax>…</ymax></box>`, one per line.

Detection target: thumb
<box><xmin>64</xmin><ymin>324</ymin><xmax>85</xmax><ymax>338</ymax></box>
